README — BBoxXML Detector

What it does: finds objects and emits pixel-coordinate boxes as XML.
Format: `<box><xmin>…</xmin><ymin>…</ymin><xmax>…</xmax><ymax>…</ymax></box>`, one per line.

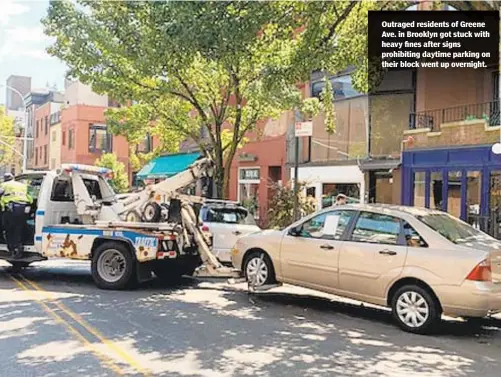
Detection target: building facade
<box><xmin>60</xmin><ymin>105</ymin><xmax>129</xmax><ymax>169</ymax></box>
<box><xmin>25</xmin><ymin>89</ymin><xmax>64</xmax><ymax>170</ymax></box>
<box><xmin>33</xmin><ymin>101</ymin><xmax>64</xmax><ymax>170</ymax></box>
<box><xmin>401</xmin><ymin>66</ymin><xmax>500</xmax><ymax>236</ymax></box>
<box><xmin>5</xmin><ymin>75</ymin><xmax>31</xmax><ymax>111</ymax></box>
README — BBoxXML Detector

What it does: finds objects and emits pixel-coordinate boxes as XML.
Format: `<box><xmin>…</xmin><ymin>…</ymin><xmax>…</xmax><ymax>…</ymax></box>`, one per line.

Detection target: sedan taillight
<box><xmin>466</xmin><ymin>259</ymin><xmax>492</xmax><ymax>282</ymax></box>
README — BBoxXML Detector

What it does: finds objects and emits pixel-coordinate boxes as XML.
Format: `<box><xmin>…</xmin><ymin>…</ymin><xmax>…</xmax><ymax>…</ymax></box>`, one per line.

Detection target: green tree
<box><xmin>267</xmin><ymin>181</ymin><xmax>317</xmax><ymax>229</ymax></box>
<box><xmin>43</xmin><ymin>1</ymin><xmax>407</xmax><ymax>198</ymax></box>
<box><xmin>0</xmin><ymin>106</ymin><xmax>16</xmax><ymax>167</ymax></box>
<box><xmin>95</xmin><ymin>153</ymin><xmax>129</xmax><ymax>194</ymax></box>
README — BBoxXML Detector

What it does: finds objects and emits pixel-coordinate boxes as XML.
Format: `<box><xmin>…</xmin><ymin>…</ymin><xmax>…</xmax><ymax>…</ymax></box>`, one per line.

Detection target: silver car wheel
<box><xmin>246</xmin><ymin>256</ymin><xmax>268</xmax><ymax>286</ymax></box>
<box><xmin>97</xmin><ymin>249</ymin><xmax>126</xmax><ymax>283</ymax></box>
<box><xmin>396</xmin><ymin>291</ymin><xmax>429</xmax><ymax>328</ymax></box>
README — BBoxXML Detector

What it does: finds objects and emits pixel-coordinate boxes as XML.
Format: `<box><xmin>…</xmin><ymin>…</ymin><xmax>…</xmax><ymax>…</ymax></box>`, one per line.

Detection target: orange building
<box><xmin>60</xmin><ymin>104</ymin><xmax>130</xmax><ymax>170</ymax></box>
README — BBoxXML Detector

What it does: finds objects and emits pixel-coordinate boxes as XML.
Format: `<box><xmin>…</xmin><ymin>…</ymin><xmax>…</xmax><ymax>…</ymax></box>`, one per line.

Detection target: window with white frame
<box><xmin>238</xmin><ymin>168</ymin><xmax>260</xmax><ymax>220</ymax></box>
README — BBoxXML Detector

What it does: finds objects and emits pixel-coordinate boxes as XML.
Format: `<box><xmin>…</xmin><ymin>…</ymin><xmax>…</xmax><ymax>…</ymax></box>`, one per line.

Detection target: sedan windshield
<box><xmin>417</xmin><ymin>213</ymin><xmax>491</xmax><ymax>244</ymax></box>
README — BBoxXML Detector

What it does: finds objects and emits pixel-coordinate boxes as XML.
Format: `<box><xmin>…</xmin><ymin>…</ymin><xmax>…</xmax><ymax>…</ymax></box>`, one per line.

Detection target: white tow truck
<box><xmin>1</xmin><ymin>156</ymin><xmax>240</xmax><ymax>289</ymax></box>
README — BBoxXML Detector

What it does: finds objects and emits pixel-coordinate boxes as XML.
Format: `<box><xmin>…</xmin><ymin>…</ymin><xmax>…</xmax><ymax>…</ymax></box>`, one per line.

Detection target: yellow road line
<box><xmin>7</xmin><ymin>274</ymin><xmax>124</xmax><ymax>376</ymax></box>
<box><xmin>19</xmin><ymin>275</ymin><xmax>152</xmax><ymax>377</ymax></box>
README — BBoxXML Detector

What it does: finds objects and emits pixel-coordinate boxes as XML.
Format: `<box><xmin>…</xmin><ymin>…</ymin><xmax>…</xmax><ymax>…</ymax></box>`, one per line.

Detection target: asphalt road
<box><xmin>1</xmin><ymin>260</ymin><xmax>501</xmax><ymax>377</ymax></box>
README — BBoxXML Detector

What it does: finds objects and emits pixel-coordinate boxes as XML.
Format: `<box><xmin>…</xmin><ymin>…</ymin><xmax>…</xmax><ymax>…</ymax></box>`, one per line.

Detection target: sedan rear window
<box><xmin>417</xmin><ymin>213</ymin><xmax>489</xmax><ymax>244</ymax></box>
<box><xmin>205</xmin><ymin>207</ymin><xmax>256</xmax><ymax>225</ymax></box>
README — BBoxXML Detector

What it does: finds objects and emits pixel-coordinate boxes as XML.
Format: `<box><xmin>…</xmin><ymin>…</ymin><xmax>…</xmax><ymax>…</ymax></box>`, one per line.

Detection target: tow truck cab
<box><xmin>0</xmin><ymin>166</ymin><xmax>202</xmax><ymax>289</ymax></box>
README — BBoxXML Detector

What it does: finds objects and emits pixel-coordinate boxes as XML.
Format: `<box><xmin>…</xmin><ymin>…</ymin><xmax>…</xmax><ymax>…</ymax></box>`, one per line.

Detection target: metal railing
<box><xmin>409</xmin><ymin>100</ymin><xmax>500</xmax><ymax>131</ymax></box>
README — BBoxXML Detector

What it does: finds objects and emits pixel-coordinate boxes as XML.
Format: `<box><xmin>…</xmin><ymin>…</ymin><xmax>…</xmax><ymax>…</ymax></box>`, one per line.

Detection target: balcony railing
<box><xmin>409</xmin><ymin>100</ymin><xmax>500</xmax><ymax>132</ymax></box>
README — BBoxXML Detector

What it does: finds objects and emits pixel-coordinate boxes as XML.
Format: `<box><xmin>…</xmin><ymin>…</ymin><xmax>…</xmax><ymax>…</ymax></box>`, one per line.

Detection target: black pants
<box><xmin>3</xmin><ymin>203</ymin><xmax>27</xmax><ymax>256</ymax></box>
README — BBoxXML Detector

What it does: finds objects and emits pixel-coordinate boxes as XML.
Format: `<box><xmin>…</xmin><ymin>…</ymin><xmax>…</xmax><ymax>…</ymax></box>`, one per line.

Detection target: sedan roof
<box><xmin>323</xmin><ymin>203</ymin><xmax>445</xmax><ymax>218</ymax></box>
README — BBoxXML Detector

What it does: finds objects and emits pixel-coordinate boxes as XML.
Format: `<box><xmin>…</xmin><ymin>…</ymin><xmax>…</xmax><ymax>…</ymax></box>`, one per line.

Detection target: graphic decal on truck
<box><xmin>41</xmin><ymin>227</ymin><xmax>160</xmax><ymax>261</ymax></box>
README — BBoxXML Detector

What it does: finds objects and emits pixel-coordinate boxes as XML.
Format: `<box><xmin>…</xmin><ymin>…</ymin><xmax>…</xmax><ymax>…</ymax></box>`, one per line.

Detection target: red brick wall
<box><xmin>404</xmin><ymin>119</ymin><xmax>499</xmax><ymax>150</ymax></box>
<box><xmin>60</xmin><ymin>105</ymin><xmax>129</xmax><ymax>169</ymax></box>
<box><xmin>33</xmin><ymin>103</ymin><xmax>51</xmax><ymax>170</ymax></box>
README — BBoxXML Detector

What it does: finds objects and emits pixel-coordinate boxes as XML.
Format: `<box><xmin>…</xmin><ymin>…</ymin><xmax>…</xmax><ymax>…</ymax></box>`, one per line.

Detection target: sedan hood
<box><xmin>244</xmin><ymin>229</ymin><xmax>283</xmax><ymax>238</ymax></box>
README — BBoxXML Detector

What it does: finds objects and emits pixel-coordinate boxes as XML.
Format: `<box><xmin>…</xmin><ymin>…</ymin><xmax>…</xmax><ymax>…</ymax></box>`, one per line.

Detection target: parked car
<box><xmin>200</xmin><ymin>200</ymin><xmax>261</xmax><ymax>264</ymax></box>
<box><xmin>231</xmin><ymin>204</ymin><xmax>501</xmax><ymax>334</ymax></box>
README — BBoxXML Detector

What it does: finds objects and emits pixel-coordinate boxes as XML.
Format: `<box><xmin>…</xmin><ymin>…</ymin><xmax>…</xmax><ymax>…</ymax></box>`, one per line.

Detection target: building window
<box><xmin>36</xmin><ymin>120</ymin><xmax>39</xmax><ymax>138</ymax></box>
<box><xmin>62</xmin><ymin>130</ymin><xmax>66</xmax><ymax>146</ymax></box>
<box><xmin>51</xmin><ymin>158</ymin><xmax>56</xmax><ymax>170</ymax></box>
<box><xmin>89</xmin><ymin>124</ymin><xmax>112</xmax><ymax>153</ymax></box>
<box><xmin>311</xmin><ymin>74</ymin><xmax>363</xmax><ymax>100</ymax></box>
<box><xmin>52</xmin><ymin>130</ymin><xmax>57</xmax><ymax>142</ymax></box>
<box><xmin>35</xmin><ymin>147</ymin><xmax>38</xmax><ymax>165</ymax></box>
<box><xmin>44</xmin><ymin>145</ymin><xmax>48</xmax><ymax>165</ymax></box>
<box><xmin>137</xmin><ymin>133</ymin><xmax>153</xmax><ymax>153</ymax></box>
<box><xmin>45</xmin><ymin>116</ymin><xmax>48</xmax><ymax>135</ymax></box>
<box><xmin>238</xmin><ymin>168</ymin><xmax>260</xmax><ymax>220</ymax></box>
<box><xmin>68</xmin><ymin>129</ymin><xmax>74</xmax><ymax>149</ymax></box>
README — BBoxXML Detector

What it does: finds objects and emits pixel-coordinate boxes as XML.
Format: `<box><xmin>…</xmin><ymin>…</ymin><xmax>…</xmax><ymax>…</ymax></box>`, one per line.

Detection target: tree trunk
<box><xmin>213</xmin><ymin>161</ymin><xmax>225</xmax><ymax>199</ymax></box>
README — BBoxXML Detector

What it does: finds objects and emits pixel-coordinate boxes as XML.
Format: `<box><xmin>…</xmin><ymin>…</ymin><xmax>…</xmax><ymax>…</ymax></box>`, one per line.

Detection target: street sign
<box><xmin>295</xmin><ymin>121</ymin><xmax>313</xmax><ymax>137</ymax></box>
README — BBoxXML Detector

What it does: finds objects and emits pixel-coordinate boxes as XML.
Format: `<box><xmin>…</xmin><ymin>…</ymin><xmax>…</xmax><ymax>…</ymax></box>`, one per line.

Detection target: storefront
<box><xmin>237</xmin><ymin>167</ymin><xmax>261</xmax><ymax>220</ymax></box>
<box><xmin>402</xmin><ymin>145</ymin><xmax>501</xmax><ymax>237</ymax></box>
<box><xmin>291</xmin><ymin>164</ymin><xmax>366</xmax><ymax>210</ymax></box>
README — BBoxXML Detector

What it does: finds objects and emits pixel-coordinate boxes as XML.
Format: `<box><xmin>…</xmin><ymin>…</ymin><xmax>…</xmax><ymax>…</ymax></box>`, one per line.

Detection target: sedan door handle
<box><xmin>233</xmin><ymin>230</ymin><xmax>242</xmax><ymax>235</ymax></box>
<box><xmin>379</xmin><ymin>249</ymin><xmax>397</xmax><ymax>256</ymax></box>
<box><xmin>320</xmin><ymin>244</ymin><xmax>334</xmax><ymax>250</ymax></box>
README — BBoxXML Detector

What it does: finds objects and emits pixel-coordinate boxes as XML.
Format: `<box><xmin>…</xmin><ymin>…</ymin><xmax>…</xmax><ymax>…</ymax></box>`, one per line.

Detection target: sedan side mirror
<box><xmin>288</xmin><ymin>225</ymin><xmax>302</xmax><ymax>237</ymax></box>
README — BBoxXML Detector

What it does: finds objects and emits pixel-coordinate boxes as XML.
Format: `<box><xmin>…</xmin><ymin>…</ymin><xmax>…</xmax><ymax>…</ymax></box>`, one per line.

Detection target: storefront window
<box><xmin>321</xmin><ymin>183</ymin><xmax>360</xmax><ymax>208</ymax></box>
<box><xmin>413</xmin><ymin>172</ymin><xmax>425</xmax><ymax>207</ymax></box>
<box><xmin>467</xmin><ymin>171</ymin><xmax>482</xmax><ymax>229</ymax></box>
<box><xmin>489</xmin><ymin>171</ymin><xmax>501</xmax><ymax>236</ymax></box>
<box><xmin>447</xmin><ymin>171</ymin><xmax>461</xmax><ymax>218</ymax></box>
<box><xmin>429</xmin><ymin>172</ymin><xmax>443</xmax><ymax>210</ymax></box>
<box><xmin>239</xmin><ymin>168</ymin><xmax>260</xmax><ymax>219</ymax></box>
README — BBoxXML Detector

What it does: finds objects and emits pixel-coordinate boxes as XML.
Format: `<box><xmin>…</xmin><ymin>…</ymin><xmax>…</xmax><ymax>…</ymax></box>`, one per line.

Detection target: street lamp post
<box><xmin>1</xmin><ymin>84</ymin><xmax>29</xmax><ymax>172</ymax></box>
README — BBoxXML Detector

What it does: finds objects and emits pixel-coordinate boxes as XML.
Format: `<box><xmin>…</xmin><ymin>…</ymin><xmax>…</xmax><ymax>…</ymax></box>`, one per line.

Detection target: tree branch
<box><xmin>321</xmin><ymin>1</ymin><xmax>357</xmax><ymax>46</ymax></box>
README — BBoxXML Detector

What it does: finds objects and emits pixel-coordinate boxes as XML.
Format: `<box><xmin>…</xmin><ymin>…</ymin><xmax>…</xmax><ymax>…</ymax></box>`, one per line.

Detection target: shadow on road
<box><xmin>1</xmin><ymin>262</ymin><xmax>501</xmax><ymax>377</ymax></box>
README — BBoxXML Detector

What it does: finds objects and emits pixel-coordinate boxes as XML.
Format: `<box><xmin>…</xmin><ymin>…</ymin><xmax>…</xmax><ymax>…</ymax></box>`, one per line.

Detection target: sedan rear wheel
<box><xmin>391</xmin><ymin>284</ymin><xmax>441</xmax><ymax>334</ymax></box>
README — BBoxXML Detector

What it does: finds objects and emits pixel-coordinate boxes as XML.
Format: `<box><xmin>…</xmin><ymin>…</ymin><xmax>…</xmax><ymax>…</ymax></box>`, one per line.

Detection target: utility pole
<box><xmin>292</xmin><ymin>110</ymin><xmax>312</xmax><ymax>222</ymax></box>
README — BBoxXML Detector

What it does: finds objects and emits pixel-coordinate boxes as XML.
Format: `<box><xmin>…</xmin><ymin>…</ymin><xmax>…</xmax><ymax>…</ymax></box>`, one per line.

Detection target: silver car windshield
<box><xmin>417</xmin><ymin>213</ymin><xmax>491</xmax><ymax>244</ymax></box>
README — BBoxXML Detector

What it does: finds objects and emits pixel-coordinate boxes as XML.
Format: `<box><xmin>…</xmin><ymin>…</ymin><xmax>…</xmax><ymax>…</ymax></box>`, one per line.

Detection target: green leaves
<box><xmin>320</xmin><ymin>77</ymin><xmax>336</xmax><ymax>134</ymax></box>
<box><xmin>0</xmin><ymin>106</ymin><xmax>16</xmax><ymax>166</ymax></box>
<box><xmin>43</xmin><ymin>0</ymin><xmax>410</xmax><ymax>198</ymax></box>
<box><xmin>267</xmin><ymin>181</ymin><xmax>317</xmax><ymax>229</ymax></box>
<box><xmin>95</xmin><ymin>153</ymin><xmax>129</xmax><ymax>193</ymax></box>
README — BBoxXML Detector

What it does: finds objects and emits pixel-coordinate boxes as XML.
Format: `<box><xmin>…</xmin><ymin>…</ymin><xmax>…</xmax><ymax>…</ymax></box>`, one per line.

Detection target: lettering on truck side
<box><xmin>134</xmin><ymin>237</ymin><xmax>158</xmax><ymax>249</ymax></box>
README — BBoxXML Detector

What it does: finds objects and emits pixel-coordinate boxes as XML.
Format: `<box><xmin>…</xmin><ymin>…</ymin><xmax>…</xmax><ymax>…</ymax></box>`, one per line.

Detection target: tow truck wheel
<box><xmin>92</xmin><ymin>242</ymin><xmax>135</xmax><ymax>290</ymax></box>
<box><xmin>143</xmin><ymin>202</ymin><xmax>162</xmax><ymax>223</ymax></box>
<box><xmin>9</xmin><ymin>261</ymin><xmax>31</xmax><ymax>269</ymax></box>
<box><xmin>125</xmin><ymin>211</ymin><xmax>141</xmax><ymax>222</ymax></box>
<box><xmin>152</xmin><ymin>262</ymin><xmax>183</xmax><ymax>284</ymax></box>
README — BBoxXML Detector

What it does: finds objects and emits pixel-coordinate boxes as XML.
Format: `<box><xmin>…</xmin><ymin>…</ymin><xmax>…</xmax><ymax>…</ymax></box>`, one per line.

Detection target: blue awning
<box><xmin>136</xmin><ymin>152</ymin><xmax>201</xmax><ymax>180</ymax></box>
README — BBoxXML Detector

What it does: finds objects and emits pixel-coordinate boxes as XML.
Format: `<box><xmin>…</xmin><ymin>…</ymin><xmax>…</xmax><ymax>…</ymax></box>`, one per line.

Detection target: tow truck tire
<box><xmin>152</xmin><ymin>262</ymin><xmax>183</xmax><ymax>283</ymax></box>
<box><xmin>91</xmin><ymin>242</ymin><xmax>136</xmax><ymax>290</ymax></box>
<box><xmin>9</xmin><ymin>261</ymin><xmax>30</xmax><ymax>269</ymax></box>
<box><xmin>143</xmin><ymin>202</ymin><xmax>162</xmax><ymax>223</ymax></box>
<box><xmin>126</xmin><ymin>211</ymin><xmax>141</xmax><ymax>222</ymax></box>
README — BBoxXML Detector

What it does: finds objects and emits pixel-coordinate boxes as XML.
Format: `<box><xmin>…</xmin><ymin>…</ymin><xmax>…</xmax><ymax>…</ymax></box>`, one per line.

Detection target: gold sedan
<box><xmin>231</xmin><ymin>204</ymin><xmax>501</xmax><ymax>334</ymax></box>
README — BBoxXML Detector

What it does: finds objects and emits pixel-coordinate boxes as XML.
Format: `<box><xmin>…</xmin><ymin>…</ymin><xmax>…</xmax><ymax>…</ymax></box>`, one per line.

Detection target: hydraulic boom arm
<box><xmin>119</xmin><ymin>157</ymin><xmax>214</xmax><ymax>218</ymax></box>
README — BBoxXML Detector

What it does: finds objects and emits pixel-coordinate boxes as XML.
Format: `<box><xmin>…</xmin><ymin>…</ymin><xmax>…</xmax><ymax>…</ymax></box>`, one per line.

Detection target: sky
<box><xmin>0</xmin><ymin>0</ymin><xmax>66</xmax><ymax>103</ymax></box>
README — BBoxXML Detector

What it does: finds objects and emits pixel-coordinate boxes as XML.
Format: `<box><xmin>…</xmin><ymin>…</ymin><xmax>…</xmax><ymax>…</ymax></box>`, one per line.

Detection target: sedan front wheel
<box><xmin>244</xmin><ymin>251</ymin><xmax>276</xmax><ymax>287</ymax></box>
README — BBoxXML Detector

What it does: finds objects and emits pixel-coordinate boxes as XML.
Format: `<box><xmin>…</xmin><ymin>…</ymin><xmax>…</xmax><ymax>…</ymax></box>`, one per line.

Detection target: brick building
<box><xmin>60</xmin><ymin>104</ymin><xmax>129</xmax><ymax>170</ymax></box>
<box><xmin>401</xmin><ymin>66</ymin><xmax>499</xmax><ymax>236</ymax></box>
